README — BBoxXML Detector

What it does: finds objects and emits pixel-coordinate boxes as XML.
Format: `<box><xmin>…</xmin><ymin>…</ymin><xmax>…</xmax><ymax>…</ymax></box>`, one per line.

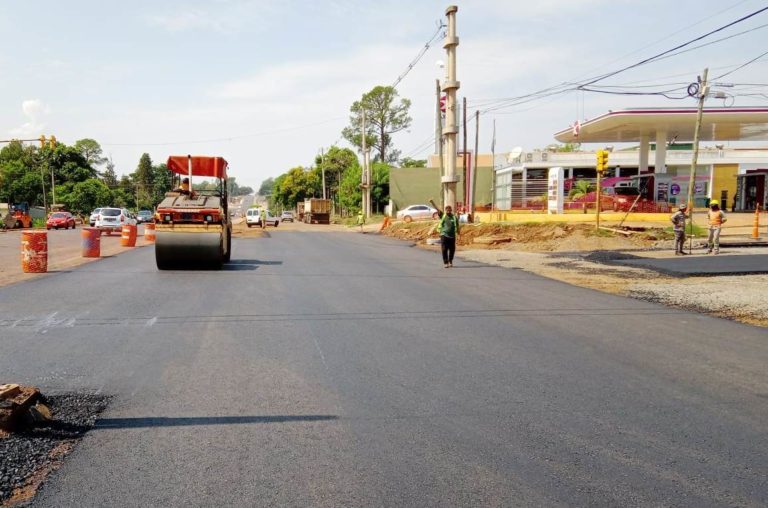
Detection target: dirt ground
<box><xmin>381</xmin><ymin>220</ymin><xmax>768</xmax><ymax>328</ymax></box>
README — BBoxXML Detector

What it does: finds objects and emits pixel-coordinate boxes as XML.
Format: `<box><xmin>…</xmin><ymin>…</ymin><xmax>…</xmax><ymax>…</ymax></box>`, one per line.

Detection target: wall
<box><xmin>389</xmin><ymin>166</ymin><xmax>494</xmax><ymax>212</ymax></box>
<box><xmin>712</xmin><ymin>163</ymin><xmax>738</xmax><ymax>210</ymax></box>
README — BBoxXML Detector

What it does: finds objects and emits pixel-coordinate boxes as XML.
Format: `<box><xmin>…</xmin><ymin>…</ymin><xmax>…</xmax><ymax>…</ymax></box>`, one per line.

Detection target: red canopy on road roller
<box><xmin>166</xmin><ymin>156</ymin><xmax>228</xmax><ymax>180</ymax></box>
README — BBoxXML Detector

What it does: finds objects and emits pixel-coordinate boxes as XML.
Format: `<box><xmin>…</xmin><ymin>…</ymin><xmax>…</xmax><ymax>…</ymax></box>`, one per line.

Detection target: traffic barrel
<box><xmin>81</xmin><ymin>227</ymin><xmax>101</xmax><ymax>257</ymax></box>
<box><xmin>144</xmin><ymin>223</ymin><xmax>156</xmax><ymax>242</ymax></box>
<box><xmin>21</xmin><ymin>231</ymin><xmax>48</xmax><ymax>273</ymax></box>
<box><xmin>120</xmin><ymin>224</ymin><xmax>137</xmax><ymax>247</ymax></box>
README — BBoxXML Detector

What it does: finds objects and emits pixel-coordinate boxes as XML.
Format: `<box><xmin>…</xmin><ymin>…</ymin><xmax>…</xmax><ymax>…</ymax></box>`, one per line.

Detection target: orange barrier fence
<box><xmin>81</xmin><ymin>227</ymin><xmax>101</xmax><ymax>257</ymax></box>
<box><xmin>21</xmin><ymin>231</ymin><xmax>47</xmax><ymax>273</ymax></box>
<box><xmin>120</xmin><ymin>224</ymin><xmax>137</xmax><ymax>247</ymax></box>
<box><xmin>144</xmin><ymin>223</ymin><xmax>156</xmax><ymax>242</ymax></box>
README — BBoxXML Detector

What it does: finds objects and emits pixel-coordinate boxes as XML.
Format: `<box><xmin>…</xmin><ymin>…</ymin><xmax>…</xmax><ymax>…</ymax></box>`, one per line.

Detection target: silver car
<box><xmin>94</xmin><ymin>207</ymin><xmax>137</xmax><ymax>234</ymax></box>
<box><xmin>396</xmin><ymin>204</ymin><xmax>439</xmax><ymax>223</ymax></box>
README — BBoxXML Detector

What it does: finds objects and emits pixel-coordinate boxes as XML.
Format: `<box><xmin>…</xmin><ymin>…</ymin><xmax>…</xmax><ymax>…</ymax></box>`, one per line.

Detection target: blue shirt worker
<box><xmin>437</xmin><ymin>205</ymin><xmax>460</xmax><ymax>268</ymax></box>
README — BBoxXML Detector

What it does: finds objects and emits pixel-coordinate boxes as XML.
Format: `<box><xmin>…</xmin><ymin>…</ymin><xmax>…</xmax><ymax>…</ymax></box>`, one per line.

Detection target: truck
<box><xmin>303</xmin><ymin>198</ymin><xmax>331</xmax><ymax>224</ymax></box>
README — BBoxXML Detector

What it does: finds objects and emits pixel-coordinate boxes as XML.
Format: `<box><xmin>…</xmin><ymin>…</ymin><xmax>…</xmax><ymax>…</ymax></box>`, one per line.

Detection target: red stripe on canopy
<box><xmin>166</xmin><ymin>156</ymin><xmax>228</xmax><ymax>179</ymax></box>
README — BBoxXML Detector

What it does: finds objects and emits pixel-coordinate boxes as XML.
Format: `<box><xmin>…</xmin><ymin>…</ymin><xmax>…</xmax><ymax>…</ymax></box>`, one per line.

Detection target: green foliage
<box><xmin>101</xmin><ymin>159</ymin><xmax>118</xmax><ymax>188</ymax></box>
<box><xmin>61</xmin><ymin>179</ymin><xmax>113</xmax><ymax>215</ymax></box>
<box><xmin>339</xmin><ymin>164</ymin><xmax>362</xmax><ymax>212</ymax></box>
<box><xmin>544</xmin><ymin>143</ymin><xmax>581</xmax><ymax>153</ymax></box>
<box><xmin>370</xmin><ymin>162</ymin><xmax>390</xmax><ymax>213</ymax></box>
<box><xmin>399</xmin><ymin>157</ymin><xmax>426</xmax><ymax>168</ymax></box>
<box><xmin>271</xmin><ymin>166</ymin><xmax>321</xmax><ymax>209</ymax></box>
<box><xmin>226</xmin><ymin>177</ymin><xmax>253</xmax><ymax>196</ymax></box>
<box><xmin>342</xmin><ymin>85</ymin><xmax>412</xmax><ymax>163</ymax></box>
<box><xmin>258</xmin><ymin>177</ymin><xmax>274</xmax><ymax>197</ymax></box>
<box><xmin>152</xmin><ymin>163</ymin><xmax>172</xmax><ymax>204</ymax></box>
<box><xmin>73</xmin><ymin>139</ymin><xmax>107</xmax><ymax>167</ymax></box>
<box><xmin>568</xmin><ymin>180</ymin><xmax>594</xmax><ymax>200</ymax></box>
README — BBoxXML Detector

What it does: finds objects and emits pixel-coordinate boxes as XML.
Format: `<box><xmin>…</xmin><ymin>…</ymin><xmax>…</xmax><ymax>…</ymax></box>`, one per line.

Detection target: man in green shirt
<box><xmin>437</xmin><ymin>205</ymin><xmax>460</xmax><ymax>268</ymax></box>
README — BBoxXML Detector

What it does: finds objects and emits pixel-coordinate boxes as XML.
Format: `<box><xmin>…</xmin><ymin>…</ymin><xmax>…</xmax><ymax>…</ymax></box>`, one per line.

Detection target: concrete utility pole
<box><xmin>471</xmin><ymin>110</ymin><xmax>479</xmax><ymax>217</ymax></box>
<box><xmin>320</xmin><ymin>147</ymin><xmax>326</xmax><ymax>200</ymax></box>
<box><xmin>462</xmin><ymin>96</ymin><xmax>467</xmax><ymax>209</ymax></box>
<box><xmin>687</xmin><ymin>67</ymin><xmax>709</xmax><ymax>253</ymax></box>
<box><xmin>441</xmin><ymin>5</ymin><xmax>460</xmax><ymax>210</ymax></box>
<box><xmin>361</xmin><ymin>110</ymin><xmax>370</xmax><ymax>218</ymax></box>
<box><xmin>436</xmin><ymin>79</ymin><xmax>444</xmax><ymax>203</ymax></box>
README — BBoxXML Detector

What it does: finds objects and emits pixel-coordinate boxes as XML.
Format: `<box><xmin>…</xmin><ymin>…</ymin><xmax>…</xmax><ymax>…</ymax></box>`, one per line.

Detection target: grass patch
<box><xmin>663</xmin><ymin>224</ymin><xmax>707</xmax><ymax>237</ymax></box>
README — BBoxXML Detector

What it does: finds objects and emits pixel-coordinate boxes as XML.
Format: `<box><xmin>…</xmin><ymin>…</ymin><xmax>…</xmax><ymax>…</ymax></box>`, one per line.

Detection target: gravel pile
<box><xmin>629</xmin><ymin>275</ymin><xmax>768</xmax><ymax>324</ymax></box>
<box><xmin>0</xmin><ymin>393</ymin><xmax>109</xmax><ymax>505</ymax></box>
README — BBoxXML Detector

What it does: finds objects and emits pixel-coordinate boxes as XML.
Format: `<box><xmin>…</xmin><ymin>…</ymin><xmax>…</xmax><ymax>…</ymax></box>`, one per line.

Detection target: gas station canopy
<box><xmin>554</xmin><ymin>107</ymin><xmax>768</xmax><ymax>144</ymax></box>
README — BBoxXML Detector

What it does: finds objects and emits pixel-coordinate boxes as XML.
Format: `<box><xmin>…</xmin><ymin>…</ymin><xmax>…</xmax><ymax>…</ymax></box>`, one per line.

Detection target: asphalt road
<box><xmin>1</xmin><ymin>231</ymin><xmax>766</xmax><ymax>507</ymax></box>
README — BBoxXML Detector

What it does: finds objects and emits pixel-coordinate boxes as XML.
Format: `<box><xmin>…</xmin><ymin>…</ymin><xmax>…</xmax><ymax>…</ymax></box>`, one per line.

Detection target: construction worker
<box><xmin>706</xmin><ymin>199</ymin><xmax>727</xmax><ymax>254</ymax></box>
<box><xmin>437</xmin><ymin>205</ymin><xmax>460</xmax><ymax>268</ymax></box>
<box><xmin>259</xmin><ymin>208</ymin><xmax>266</xmax><ymax>229</ymax></box>
<box><xmin>670</xmin><ymin>203</ymin><xmax>688</xmax><ymax>255</ymax></box>
<box><xmin>356</xmin><ymin>210</ymin><xmax>365</xmax><ymax>232</ymax></box>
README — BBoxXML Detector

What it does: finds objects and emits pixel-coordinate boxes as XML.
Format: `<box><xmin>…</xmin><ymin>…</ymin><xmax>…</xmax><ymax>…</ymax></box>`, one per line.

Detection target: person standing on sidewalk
<box><xmin>670</xmin><ymin>204</ymin><xmax>688</xmax><ymax>255</ymax></box>
<box><xmin>707</xmin><ymin>200</ymin><xmax>727</xmax><ymax>254</ymax></box>
<box><xmin>437</xmin><ymin>205</ymin><xmax>460</xmax><ymax>268</ymax></box>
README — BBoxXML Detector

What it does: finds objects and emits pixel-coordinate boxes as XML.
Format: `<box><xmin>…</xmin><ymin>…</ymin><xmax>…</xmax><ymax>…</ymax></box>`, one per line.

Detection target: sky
<box><xmin>1</xmin><ymin>0</ymin><xmax>767</xmax><ymax>190</ymax></box>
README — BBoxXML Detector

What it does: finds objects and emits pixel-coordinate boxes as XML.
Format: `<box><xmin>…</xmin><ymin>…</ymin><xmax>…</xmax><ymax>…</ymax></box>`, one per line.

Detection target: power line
<box><xmin>391</xmin><ymin>21</ymin><xmax>446</xmax><ymax>90</ymax></box>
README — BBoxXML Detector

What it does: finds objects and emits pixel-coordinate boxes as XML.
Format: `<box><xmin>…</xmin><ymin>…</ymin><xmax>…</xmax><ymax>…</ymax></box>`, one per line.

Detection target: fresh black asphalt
<box><xmin>614</xmin><ymin>253</ymin><xmax>768</xmax><ymax>276</ymax></box>
<box><xmin>0</xmin><ymin>231</ymin><xmax>766</xmax><ymax>507</ymax></box>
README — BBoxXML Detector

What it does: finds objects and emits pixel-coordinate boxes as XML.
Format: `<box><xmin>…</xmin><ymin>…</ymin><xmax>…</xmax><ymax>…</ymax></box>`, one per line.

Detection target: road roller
<box><xmin>154</xmin><ymin>155</ymin><xmax>232</xmax><ymax>269</ymax></box>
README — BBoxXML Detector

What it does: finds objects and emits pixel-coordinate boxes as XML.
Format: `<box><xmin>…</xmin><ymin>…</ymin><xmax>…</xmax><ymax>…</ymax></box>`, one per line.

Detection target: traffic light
<box><xmin>49</xmin><ymin>135</ymin><xmax>57</xmax><ymax>148</ymax></box>
<box><xmin>596</xmin><ymin>149</ymin><xmax>609</xmax><ymax>174</ymax></box>
<box><xmin>39</xmin><ymin>135</ymin><xmax>47</xmax><ymax>148</ymax></box>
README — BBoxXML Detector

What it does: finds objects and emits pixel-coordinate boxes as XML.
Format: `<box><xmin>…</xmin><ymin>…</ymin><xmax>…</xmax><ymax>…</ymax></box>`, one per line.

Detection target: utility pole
<box><xmin>687</xmin><ymin>68</ymin><xmax>709</xmax><ymax>253</ymax></box>
<box><xmin>441</xmin><ymin>5</ymin><xmax>460</xmax><ymax>210</ymax></box>
<box><xmin>436</xmin><ymin>79</ymin><xmax>444</xmax><ymax>204</ymax></box>
<box><xmin>471</xmin><ymin>110</ymin><xmax>479</xmax><ymax>218</ymax></box>
<box><xmin>361</xmin><ymin>110</ymin><xmax>369</xmax><ymax>218</ymax></box>
<box><xmin>320</xmin><ymin>147</ymin><xmax>326</xmax><ymax>200</ymax></box>
<box><xmin>462</xmin><ymin>96</ymin><xmax>467</xmax><ymax>211</ymax></box>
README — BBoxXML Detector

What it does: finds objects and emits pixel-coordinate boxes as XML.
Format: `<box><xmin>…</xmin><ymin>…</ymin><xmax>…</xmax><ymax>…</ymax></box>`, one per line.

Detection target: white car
<box><xmin>94</xmin><ymin>207</ymin><xmax>137</xmax><ymax>234</ymax></box>
<box><xmin>89</xmin><ymin>208</ymin><xmax>102</xmax><ymax>226</ymax></box>
<box><xmin>396</xmin><ymin>204</ymin><xmax>440</xmax><ymax>223</ymax></box>
<box><xmin>245</xmin><ymin>208</ymin><xmax>279</xmax><ymax>228</ymax></box>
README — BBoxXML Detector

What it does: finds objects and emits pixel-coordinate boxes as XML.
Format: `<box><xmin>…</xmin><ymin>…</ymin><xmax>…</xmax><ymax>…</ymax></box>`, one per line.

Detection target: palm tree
<box><xmin>569</xmin><ymin>180</ymin><xmax>594</xmax><ymax>213</ymax></box>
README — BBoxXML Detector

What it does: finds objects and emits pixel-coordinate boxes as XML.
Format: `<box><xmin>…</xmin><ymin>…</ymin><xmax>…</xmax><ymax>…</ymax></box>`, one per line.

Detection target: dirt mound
<box><xmin>382</xmin><ymin>221</ymin><xmax>667</xmax><ymax>252</ymax></box>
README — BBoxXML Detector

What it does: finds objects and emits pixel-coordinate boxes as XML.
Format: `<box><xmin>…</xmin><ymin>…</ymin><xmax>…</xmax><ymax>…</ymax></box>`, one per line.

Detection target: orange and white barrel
<box><xmin>21</xmin><ymin>231</ymin><xmax>48</xmax><ymax>273</ymax></box>
<box><xmin>120</xmin><ymin>224</ymin><xmax>137</xmax><ymax>247</ymax></box>
<box><xmin>144</xmin><ymin>223</ymin><xmax>156</xmax><ymax>243</ymax></box>
<box><xmin>81</xmin><ymin>227</ymin><xmax>101</xmax><ymax>257</ymax></box>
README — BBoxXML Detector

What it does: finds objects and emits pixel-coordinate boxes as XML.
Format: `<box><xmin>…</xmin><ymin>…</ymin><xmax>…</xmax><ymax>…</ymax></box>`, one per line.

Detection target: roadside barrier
<box><xmin>21</xmin><ymin>231</ymin><xmax>47</xmax><ymax>273</ymax></box>
<box><xmin>144</xmin><ymin>223</ymin><xmax>156</xmax><ymax>242</ymax></box>
<box><xmin>81</xmin><ymin>227</ymin><xmax>101</xmax><ymax>257</ymax></box>
<box><xmin>120</xmin><ymin>224</ymin><xmax>137</xmax><ymax>247</ymax></box>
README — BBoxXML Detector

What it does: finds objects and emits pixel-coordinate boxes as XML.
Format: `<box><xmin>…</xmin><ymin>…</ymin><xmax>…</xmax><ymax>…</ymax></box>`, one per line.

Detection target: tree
<box><xmin>258</xmin><ymin>177</ymin><xmax>274</xmax><ymax>197</ymax></box>
<box><xmin>342</xmin><ymin>86</ymin><xmax>412</xmax><ymax>164</ymax></box>
<box><xmin>132</xmin><ymin>153</ymin><xmax>154</xmax><ymax>209</ymax></box>
<box><xmin>102</xmin><ymin>157</ymin><xmax>118</xmax><ymax>188</ymax></box>
<box><xmin>399</xmin><ymin>157</ymin><xmax>426</xmax><ymax>168</ymax></box>
<box><xmin>569</xmin><ymin>180</ymin><xmax>593</xmax><ymax>200</ymax></box>
<box><xmin>73</xmin><ymin>139</ymin><xmax>107</xmax><ymax>167</ymax></box>
<box><xmin>61</xmin><ymin>179</ymin><xmax>112</xmax><ymax>215</ymax></box>
<box><xmin>271</xmin><ymin>166</ymin><xmax>321</xmax><ymax>209</ymax></box>
<box><xmin>152</xmin><ymin>163</ymin><xmax>172</xmax><ymax>204</ymax></box>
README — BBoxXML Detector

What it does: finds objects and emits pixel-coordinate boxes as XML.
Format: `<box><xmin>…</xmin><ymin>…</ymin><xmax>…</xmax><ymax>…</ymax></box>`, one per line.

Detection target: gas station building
<box><xmin>494</xmin><ymin>107</ymin><xmax>768</xmax><ymax>211</ymax></box>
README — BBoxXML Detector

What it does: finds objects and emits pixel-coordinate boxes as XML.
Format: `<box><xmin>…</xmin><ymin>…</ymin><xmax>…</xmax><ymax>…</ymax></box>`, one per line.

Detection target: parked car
<box><xmin>95</xmin><ymin>207</ymin><xmax>137</xmax><ymax>234</ymax></box>
<box><xmin>89</xmin><ymin>208</ymin><xmax>102</xmax><ymax>226</ymax></box>
<box><xmin>245</xmin><ymin>208</ymin><xmax>279</xmax><ymax>228</ymax></box>
<box><xmin>136</xmin><ymin>210</ymin><xmax>154</xmax><ymax>224</ymax></box>
<box><xmin>396</xmin><ymin>204</ymin><xmax>440</xmax><ymax>223</ymax></box>
<box><xmin>280</xmin><ymin>211</ymin><xmax>294</xmax><ymax>222</ymax></box>
<box><xmin>611</xmin><ymin>186</ymin><xmax>641</xmax><ymax>211</ymax></box>
<box><xmin>46</xmin><ymin>212</ymin><xmax>76</xmax><ymax>230</ymax></box>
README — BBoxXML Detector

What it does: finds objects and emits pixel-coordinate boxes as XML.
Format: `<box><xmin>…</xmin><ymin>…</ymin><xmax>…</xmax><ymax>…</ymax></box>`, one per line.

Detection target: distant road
<box><xmin>1</xmin><ymin>231</ymin><xmax>765</xmax><ymax>506</ymax></box>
